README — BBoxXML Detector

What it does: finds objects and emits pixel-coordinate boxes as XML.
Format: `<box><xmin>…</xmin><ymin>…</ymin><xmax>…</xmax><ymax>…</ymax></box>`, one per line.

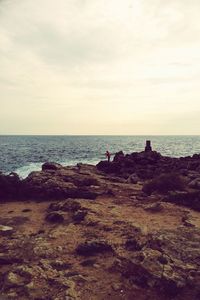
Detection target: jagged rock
<box><xmin>96</xmin><ymin>161</ymin><xmax>121</xmax><ymax>173</ymax></box>
<box><xmin>96</xmin><ymin>149</ymin><xmax>200</xmax><ymax>190</ymax></box>
<box><xmin>113</xmin><ymin>151</ymin><xmax>125</xmax><ymax>162</ymax></box>
<box><xmin>45</xmin><ymin>211</ymin><xmax>65</xmax><ymax>223</ymax></box>
<box><xmin>23</xmin><ymin>171</ymin><xmax>78</xmax><ymax>199</ymax></box>
<box><xmin>42</xmin><ymin>162</ymin><xmax>62</xmax><ymax>171</ymax></box>
<box><xmin>23</xmin><ymin>169</ymin><xmax>99</xmax><ymax>200</ymax></box>
<box><xmin>76</xmin><ymin>240</ymin><xmax>113</xmax><ymax>256</ymax></box>
<box><xmin>127</xmin><ymin>174</ymin><xmax>139</xmax><ymax>184</ymax></box>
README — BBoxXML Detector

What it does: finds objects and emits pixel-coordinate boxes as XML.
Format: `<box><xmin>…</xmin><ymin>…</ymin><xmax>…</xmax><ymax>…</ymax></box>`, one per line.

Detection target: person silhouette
<box><xmin>105</xmin><ymin>150</ymin><xmax>111</xmax><ymax>162</ymax></box>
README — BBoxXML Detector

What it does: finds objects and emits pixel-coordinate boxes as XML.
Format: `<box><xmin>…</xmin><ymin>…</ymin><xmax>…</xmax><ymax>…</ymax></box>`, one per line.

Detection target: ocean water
<box><xmin>1</xmin><ymin>135</ymin><xmax>200</xmax><ymax>178</ymax></box>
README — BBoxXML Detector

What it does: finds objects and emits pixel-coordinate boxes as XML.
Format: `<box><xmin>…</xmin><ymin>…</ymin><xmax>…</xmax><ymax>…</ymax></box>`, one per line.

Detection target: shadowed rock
<box><xmin>72</xmin><ymin>210</ymin><xmax>87</xmax><ymax>223</ymax></box>
<box><xmin>42</xmin><ymin>162</ymin><xmax>62</xmax><ymax>171</ymax></box>
<box><xmin>0</xmin><ymin>173</ymin><xmax>21</xmax><ymax>200</ymax></box>
<box><xmin>76</xmin><ymin>240</ymin><xmax>113</xmax><ymax>256</ymax></box>
<box><xmin>45</xmin><ymin>211</ymin><xmax>65</xmax><ymax>223</ymax></box>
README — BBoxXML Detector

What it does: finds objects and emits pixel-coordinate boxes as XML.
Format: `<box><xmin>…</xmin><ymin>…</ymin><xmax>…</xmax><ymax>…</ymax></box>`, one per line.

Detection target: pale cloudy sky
<box><xmin>0</xmin><ymin>0</ymin><xmax>200</xmax><ymax>135</ymax></box>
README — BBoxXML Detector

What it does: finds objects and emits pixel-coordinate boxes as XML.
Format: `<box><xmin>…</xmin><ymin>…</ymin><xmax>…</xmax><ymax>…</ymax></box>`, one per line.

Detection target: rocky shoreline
<box><xmin>1</xmin><ymin>150</ymin><xmax>200</xmax><ymax>299</ymax></box>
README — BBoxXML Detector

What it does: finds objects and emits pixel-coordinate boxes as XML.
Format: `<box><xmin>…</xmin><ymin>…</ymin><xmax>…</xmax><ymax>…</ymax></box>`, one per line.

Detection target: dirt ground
<box><xmin>1</xmin><ymin>189</ymin><xmax>200</xmax><ymax>300</ymax></box>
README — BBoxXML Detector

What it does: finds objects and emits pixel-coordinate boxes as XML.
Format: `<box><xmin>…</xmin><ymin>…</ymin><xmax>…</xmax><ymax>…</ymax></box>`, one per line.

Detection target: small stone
<box><xmin>127</xmin><ymin>174</ymin><xmax>139</xmax><ymax>184</ymax></box>
<box><xmin>0</xmin><ymin>225</ymin><xmax>13</xmax><ymax>236</ymax></box>
<box><xmin>22</xmin><ymin>208</ymin><xmax>32</xmax><ymax>213</ymax></box>
<box><xmin>143</xmin><ymin>202</ymin><xmax>164</xmax><ymax>213</ymax></box>
<box><xmin>5</xmin><ymin>272</ymin><xmax>25</xmax><ymax>288</ymax></box>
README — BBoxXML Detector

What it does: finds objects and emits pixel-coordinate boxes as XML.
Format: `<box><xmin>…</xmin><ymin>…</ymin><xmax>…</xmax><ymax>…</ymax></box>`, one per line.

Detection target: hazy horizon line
<box><xmin>1</xmin><ymin>134</ymin><xmax>200</xmax><ymax>137</ymax></box>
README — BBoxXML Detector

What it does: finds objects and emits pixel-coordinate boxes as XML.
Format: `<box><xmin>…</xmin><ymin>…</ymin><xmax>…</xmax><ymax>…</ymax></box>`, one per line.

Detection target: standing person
<box><xmin>105</xmin><ymin>150</ymin><xmax>111</xmax><ymax>162</ymax></box>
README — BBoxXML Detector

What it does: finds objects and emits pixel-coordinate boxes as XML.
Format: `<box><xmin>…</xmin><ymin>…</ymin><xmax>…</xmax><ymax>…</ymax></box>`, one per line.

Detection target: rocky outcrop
<box><xmin>97</xmin><ymin>150</ymin><xmax>200</xmax><ymax>181</ymax></box>
<box><xmin>2</xmin><ymin>151</ymin><xmax>200</xmax><ymax>299</ymax></box>
<box><xmin>22</xmin><ymin>164</ymin><xmax>102</xmax><ymax>200</ymax></box>
<box><xmin>1</xmin><ymin>150</ymin><xmax>200</xmax><ymax>204</ymax></box>
<box><xmin>0</xmin><ymin>163</ymin><xmax>105</xmax><ymax>201</ymax></box>
<box><xmin>42</xmin><ymin>162</ymin><xmax>63</xmax><ymax>171</ymax></box>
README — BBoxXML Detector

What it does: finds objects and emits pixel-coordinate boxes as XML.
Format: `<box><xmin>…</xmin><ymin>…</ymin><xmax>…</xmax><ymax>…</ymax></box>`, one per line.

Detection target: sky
<box><xmin>0</xmin><ymin>0</ymin><xmax>200</xmax><ymax>135</ymax></box>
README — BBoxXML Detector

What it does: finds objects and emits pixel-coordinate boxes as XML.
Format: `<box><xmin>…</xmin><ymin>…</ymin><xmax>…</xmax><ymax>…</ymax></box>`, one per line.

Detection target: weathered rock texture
<box><xmin>97</xmin><ymin>151</ymin><xmax>200</xmax><ymax>181</ymax></box>
<box><xmin>0</xmin><ymin>152</ymin><xmax>200</xmax><ymax>299</ymax></box>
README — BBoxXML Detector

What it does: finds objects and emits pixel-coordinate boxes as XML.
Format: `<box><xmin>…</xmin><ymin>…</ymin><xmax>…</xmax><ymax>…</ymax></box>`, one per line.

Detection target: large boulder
<box><xmin>96</xmin><ymin>161</ymin><xmax>121</xmax><ymax>173</ymax></box>
<box><xmin>0</xmin><ymin>173</ymin><xmax>22</xmax><ymax>200</ymax></box>
<box><xmin>42</xmin><ymin>162</ymin><xmax>62</xmax><ymax>171</ymax></box>
<box><xmin>22</xmin><ymin>169</ymin><xmax>99</xmax><ymax>200</ymax></box>
<box><xmin>165</xmin><ymin>190</ymin><xmax>200</xmax><ymax>211</ymax></box>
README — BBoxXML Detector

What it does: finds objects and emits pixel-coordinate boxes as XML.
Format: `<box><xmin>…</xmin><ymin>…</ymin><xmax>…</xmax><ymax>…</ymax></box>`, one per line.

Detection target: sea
<box><xmin>1</xmin><ymin>135</ymin><xmax>200</xmax><ymax>178</ymax></box>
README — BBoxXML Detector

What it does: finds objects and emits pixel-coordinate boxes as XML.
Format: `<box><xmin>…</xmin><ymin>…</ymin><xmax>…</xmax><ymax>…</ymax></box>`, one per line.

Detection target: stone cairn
<box><xmin>145</xmin><ymin>140</ymin><xmax>152</xmax><ymax>152</ymax></box>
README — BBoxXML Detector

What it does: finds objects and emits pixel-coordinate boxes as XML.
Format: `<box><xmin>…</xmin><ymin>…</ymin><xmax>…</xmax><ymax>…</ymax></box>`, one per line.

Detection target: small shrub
<box><xmin>142</xmin><ymin>173</ymin><xmax>185</xmax><ymax>195</ymax></box>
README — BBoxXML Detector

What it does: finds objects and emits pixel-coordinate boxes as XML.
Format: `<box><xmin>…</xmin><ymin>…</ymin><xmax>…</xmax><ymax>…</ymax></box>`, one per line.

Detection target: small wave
<box><xmin>15</xmin><ymin>163</ymin><xmax>42</xmax><ymax>179</ymax></box>
<box><xmin>14</xmin><ymin>159</ymin><xmax>100</xmax><ymax>179</ymax></box>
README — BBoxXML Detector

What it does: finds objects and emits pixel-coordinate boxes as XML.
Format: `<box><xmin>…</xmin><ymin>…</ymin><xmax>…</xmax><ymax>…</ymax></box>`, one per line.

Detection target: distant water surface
<box><xmin>0</xmin><ymin>135</ymin><xmax>200</xmax><ymax>178</ymax></box>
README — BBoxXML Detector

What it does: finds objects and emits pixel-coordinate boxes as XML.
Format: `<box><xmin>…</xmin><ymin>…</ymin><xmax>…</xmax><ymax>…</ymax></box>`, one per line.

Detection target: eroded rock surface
<box><xmin>0</xmin><ymin>157</ymin><xmax>200</xmax><ymax>299</ymax></box>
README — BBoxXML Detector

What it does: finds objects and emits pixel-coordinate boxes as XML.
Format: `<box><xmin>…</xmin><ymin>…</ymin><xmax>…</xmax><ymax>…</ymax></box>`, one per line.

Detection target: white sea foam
<box><xmin>15</xmin><ymin>163</ymin><xmax>42</xmax><ymax>179</ymax></box>
<box><xmin>14</xmin><ymin>159</ymin><xmax>99</xmax><ymax>179</ymax></box>
<box><xmin>60</xmin><ymin>158</ymin><xmax>99</xmax><ymax>167</ymax></box>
